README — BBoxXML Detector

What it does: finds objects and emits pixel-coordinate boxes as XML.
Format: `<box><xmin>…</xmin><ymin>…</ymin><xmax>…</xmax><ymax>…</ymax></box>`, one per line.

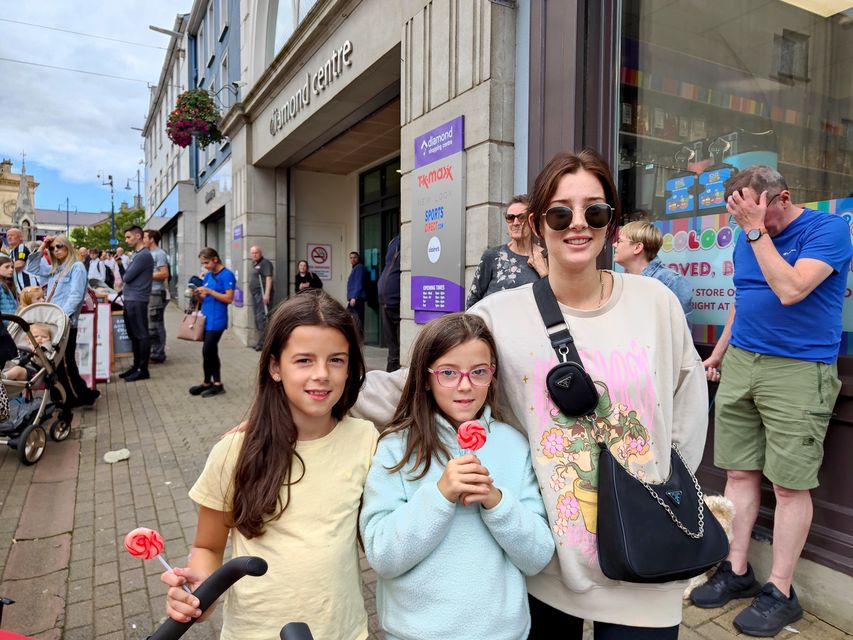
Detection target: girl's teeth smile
<box><xmin>565</xmin><ymin>238</ymin><xmax>590</xmax><ymax>245</ymax></box>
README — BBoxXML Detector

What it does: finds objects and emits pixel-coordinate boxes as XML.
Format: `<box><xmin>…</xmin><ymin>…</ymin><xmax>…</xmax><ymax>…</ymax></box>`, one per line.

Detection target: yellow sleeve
<box><xmin>188</xmin><ymin>433</ymin><xmax>244</xmax><ymax>512</ymax></box>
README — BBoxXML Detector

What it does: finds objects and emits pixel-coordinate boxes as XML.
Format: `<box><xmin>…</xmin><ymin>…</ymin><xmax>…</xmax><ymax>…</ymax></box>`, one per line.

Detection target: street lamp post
<box><xmin>57</xmin><ymin>198</ymin><xmax>77</xmax><ymax>237</ymax></box>
<box><xmin>98</xmin><ymin>172</ymin><xmax>117</xmax><ymax>247</ymax></box>
<box><xmin>125</xmin><ymin>169</ymin><xmax>143</xmax><ymax>209</ymax></box>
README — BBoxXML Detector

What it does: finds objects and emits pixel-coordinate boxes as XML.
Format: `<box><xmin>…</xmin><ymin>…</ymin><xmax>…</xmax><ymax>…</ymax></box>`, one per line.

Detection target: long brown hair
<box><xmin>0</xmin><ymin>256</ymin><xmax>14</xmax><ymax>296</ymax></box>
<box><xmin>231</xmin><ymin>290</ymin><xmax>365</xmax><ymax>538</ymax></box>
<box><xmin>528</xmin><ymin>149</ymin><xmax>622</xmax><ymax>243</ymax></box>
<box><xmin>383</xmin><ymin>313</ymin><xmax>501</xmax><ymax>479</ymax></box>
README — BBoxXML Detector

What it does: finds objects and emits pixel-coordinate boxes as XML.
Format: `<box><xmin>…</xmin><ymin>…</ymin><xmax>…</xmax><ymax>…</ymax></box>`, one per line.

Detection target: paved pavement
<box><xmin>0</xmin><ymin>304</ymin><xmax>849</xmax><ymax>639</ymax></box>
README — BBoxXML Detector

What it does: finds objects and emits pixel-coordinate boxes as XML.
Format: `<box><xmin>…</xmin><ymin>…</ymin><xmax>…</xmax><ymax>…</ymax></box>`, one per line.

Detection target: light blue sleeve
<box><xmin>60</xmin><ymin>263</ymin><xmax>88</xmax><ymax>318</ymax></box>
<box><xmin>26</xmin><ymin>251</ymin><xmax>51</xmax><ymax>277</ymax></box>
<box><xmin>359</xmin><ymin>437</ymin><xmax>457</xmax><ymax>579</ymax></box>
<box><xmin>673</xmin><ymin>275</ymin><xmax>694</xmax><ymax>318</ymax></box>
<box><xmin>479</xmin><ymin>446</ymin><xmax>555</xmax><ymax>576</ymax></box>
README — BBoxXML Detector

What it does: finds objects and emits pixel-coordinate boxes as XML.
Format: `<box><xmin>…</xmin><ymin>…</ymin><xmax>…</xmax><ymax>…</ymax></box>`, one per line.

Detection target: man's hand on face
<box><xmin>727</xmin><ymin>187</ymin><xmax>768</xmax><ymax>231</ymax></box>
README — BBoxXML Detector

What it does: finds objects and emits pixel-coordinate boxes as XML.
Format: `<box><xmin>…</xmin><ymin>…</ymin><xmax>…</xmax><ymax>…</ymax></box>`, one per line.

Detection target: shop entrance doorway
<box><xmin>359</xmin><ymin>158</ymin><xmax>400</xmax><ymax>346</ymax></box>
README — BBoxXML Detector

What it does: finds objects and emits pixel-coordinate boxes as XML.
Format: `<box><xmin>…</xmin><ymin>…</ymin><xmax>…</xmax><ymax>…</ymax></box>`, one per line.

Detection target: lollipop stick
<box><xmin>157</xmin><ymin>554</ymin><xmax>192</xmax><ymax>594</ymax></box>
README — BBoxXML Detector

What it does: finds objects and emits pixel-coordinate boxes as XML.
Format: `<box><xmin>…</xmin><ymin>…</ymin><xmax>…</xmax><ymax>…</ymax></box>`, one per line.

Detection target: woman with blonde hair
<box><xmin>26</xmin><ymin>234</ymin><xmax>100</xmax><ymax>407</ymax></box>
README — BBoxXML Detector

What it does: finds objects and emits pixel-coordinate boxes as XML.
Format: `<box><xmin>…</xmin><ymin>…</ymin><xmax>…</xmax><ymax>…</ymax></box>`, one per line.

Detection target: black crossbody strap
<box><xmin>532</xmin><ymin>277</ymin><xmax>585</xmax><ymax>366</ymax></box>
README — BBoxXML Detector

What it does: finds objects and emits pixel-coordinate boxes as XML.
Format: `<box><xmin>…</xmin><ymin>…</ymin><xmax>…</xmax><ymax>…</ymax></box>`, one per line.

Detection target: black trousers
<box><xmin>381</xmin><ymin>303</ymin><xmax>401</xmax><ymax>372</ymax></box>
<box><xmin>124</xmin><ymin>300</ymin><xmax>150</xmax><ymax>372</ymax></box>
<box><xmin>54</xmin><ymin>326</ymin><xmax>98</xmax><ymax>406</ymax></box>
<box><xmin>348</xmin><ymin>299</ymin><xmax>364</xmax><ymax>336</ymax></box>
<box><xmin>528</xmin><ymin>595</ymin><xmax>679</xmax><ymax>640</ymax></box>
<box><xmin>202</xmin><ymin>329</ymin><xmax>225</xmax><ymax>383</ymax></box>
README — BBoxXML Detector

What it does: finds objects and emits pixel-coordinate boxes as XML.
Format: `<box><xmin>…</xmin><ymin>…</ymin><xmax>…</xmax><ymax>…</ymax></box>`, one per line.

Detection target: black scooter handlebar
<box><xmin>280</xmin><ymin>622</ymin><xmax>315</xmax><ymax>640</ymax></box>
<box><xmin>147</xmin><ymin>556</ymin><xmax>268</xmax><ymax>640</ymax></box>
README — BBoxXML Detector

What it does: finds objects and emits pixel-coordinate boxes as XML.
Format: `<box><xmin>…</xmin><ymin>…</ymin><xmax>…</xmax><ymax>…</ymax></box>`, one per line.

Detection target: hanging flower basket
<box><xmin>166</xmin><ymin>89</ymin><xmax>224</xmax><ymax>149</ymax></box>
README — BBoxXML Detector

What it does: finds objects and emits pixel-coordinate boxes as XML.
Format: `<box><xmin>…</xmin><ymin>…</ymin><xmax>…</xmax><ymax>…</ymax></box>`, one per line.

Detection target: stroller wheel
<box><xmin>17</xmin><ymin>424</ymin><xmax>46</xmax><ymax>465</ymax></box>
<box><xmin>47</xmin><ymin>417</ymin><xmax>71</xmax><ymax>442</ymax></box>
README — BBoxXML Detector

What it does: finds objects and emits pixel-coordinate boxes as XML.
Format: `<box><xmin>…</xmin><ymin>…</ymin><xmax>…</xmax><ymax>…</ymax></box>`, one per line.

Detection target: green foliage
<box><xmin>69</xmin><ymin>207</ymin><xmax>145</xmax><ymax>251</ymax></box>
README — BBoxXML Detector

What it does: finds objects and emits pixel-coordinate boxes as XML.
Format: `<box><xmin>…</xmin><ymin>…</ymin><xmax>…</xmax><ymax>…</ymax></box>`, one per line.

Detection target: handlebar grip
<box><xmin>280</xmin><ymin>622</ymin><xmax>314</xmax><ymax>640</ymax></box>
<box><xmin>147</xmin><ymin>556</ymin><xmax>268</xmax><ymax>640</ymax></box>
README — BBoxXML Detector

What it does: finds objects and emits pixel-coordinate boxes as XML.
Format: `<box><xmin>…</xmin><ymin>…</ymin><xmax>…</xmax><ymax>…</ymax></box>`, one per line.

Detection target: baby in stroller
<box><xmin>2</xmin><ymin>323</ymin><xmax>54</xmax><ymax>381</ymax></box>
<box><xmin>0</xmin><ymin>303</ymin><xmax>73</xmax><ymax>464</ymax></box>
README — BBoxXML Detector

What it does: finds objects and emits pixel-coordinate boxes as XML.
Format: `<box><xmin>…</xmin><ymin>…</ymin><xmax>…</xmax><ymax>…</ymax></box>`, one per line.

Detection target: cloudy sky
<box><xmin>0</xmin><ymin>1</ymin><xmax>188</xmax><ymax>213</ymax></box>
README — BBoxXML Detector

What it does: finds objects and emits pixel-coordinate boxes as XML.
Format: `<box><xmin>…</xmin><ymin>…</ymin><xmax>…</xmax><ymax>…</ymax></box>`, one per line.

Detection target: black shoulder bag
<box><xmin>533</xmin><ymin>277</ymin><xmax>728</xmax><ymax>583</ymax></box>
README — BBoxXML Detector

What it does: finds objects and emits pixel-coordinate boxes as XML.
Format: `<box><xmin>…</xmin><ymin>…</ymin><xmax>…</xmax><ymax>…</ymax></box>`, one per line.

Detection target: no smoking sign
<box><xmin>307</xmin><ymin>243</ymin><xmax>332</xmax><ymax>281</ymax></box>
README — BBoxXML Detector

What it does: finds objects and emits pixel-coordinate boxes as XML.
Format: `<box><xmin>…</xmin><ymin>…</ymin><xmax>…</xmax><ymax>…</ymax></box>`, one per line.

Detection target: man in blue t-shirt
<box><xmin>691</xmin><ymin>166</ymin><xmax>852</xmax><ymax>637</ymax></box>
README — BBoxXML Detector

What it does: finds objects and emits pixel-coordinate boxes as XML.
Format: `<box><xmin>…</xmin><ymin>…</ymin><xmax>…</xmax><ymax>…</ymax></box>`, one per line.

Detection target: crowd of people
<box><xmin>156</xmin><ymin>152</ymin><xmax>851</xmax><ymax>640</ymax></box>
<box><xmin>0</xmin><ymin>225</ymin><xmax>186</xmax><ymax>406</ymax></box>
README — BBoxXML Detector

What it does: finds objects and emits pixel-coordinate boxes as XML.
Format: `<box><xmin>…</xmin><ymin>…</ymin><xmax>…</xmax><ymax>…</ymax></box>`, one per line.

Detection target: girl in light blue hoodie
<box><xmin>360</xmin><ymin>313</ymin><xmax>554</xmax><ymax>640</ymax></box>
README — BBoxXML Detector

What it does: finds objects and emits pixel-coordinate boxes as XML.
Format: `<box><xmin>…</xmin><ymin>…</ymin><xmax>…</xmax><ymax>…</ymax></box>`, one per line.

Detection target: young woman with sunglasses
<box><xmin>466</xmin><ymin>194</ymin><xmax>549</xmax><ymax>308</ymax></box>
<box><xmin>27</xmin><ymin>235</ymin><xmax>100</xmax><ymax>407</ymax></box>
<box><xmin>355</xmin><ymin>150</ymin><xmax>708</xmax><ymax>639</ymax></box>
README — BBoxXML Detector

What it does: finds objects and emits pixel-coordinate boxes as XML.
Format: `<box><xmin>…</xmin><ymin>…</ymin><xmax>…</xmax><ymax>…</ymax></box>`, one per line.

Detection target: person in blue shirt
<box><xmin>694</xmin><ymin>166</ymin><xmax>853</xmax><ymax>637</ymax></box>
<box><xmin>27</xmin><ymin>235</ymin><xmax>100</xmax><ymax>407</ymax></box>
<box><xmin>613</xmin><ymin>220</ymin><xmax>694</xmax><ymax>323</ymax></box>
<box><xmin>360</xmin><ymin>313</ymin><xmax>554</xmax><ymax>640</ymax></box>
<box><xmin>189</xmin><ymin>248</ymin><xmax>235</xmax><ymax>398</ymax></box>
<box><xmin>346</xmin><ymin>250</ymin><xmax>367</xmax><ymax>335</ymax></box>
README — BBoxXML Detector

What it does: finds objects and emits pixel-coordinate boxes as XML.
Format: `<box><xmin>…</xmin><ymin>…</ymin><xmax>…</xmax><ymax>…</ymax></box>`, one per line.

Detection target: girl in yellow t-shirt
<box><xmin>161</xmin><ymin>291</ymin><xmax>378</xmax><ymax>640</ymax></box>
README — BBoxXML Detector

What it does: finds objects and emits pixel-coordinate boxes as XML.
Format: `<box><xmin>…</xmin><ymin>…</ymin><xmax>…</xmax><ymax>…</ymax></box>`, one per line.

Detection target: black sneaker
<box><xmin>201</xmin><ymin>384</ymin><xmax>225</xmax><ymax>398</ymax></box>
<box><xmin>189</xmin><ymin>384</ymin><xmax>212</xmax><ymax>396</ymax></box>
<box><xmin>118</xmin><ymin>368</ymin><xmax>137</xmax><ymax>379</ymax></box>
<box><xmin>689</xmin><ymin>561</ymin><xmax>762</xmax><ymax>608</ymax></box>
<box><xmin>124</xmin><ymin>370</ymin><xmax>150</xmax><ymax>382</ymax></box>
<box><xmin>733</xmin><ymin>582</ymin><xmax>803</xmax><ymax>637</ymax></box>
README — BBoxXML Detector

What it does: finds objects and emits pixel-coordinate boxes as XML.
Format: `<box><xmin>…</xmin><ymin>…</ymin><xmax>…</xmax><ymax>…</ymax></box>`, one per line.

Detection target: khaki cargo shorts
<box><xmin>714</xmin><ymin>346</ymin><xmax>841</xmax><ymax>490</ymax></box>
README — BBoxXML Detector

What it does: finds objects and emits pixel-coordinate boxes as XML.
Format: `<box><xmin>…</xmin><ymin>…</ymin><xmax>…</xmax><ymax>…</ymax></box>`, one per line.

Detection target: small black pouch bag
<box><xmin>533</xmin><ymin>278</ymin><xmax>599</xmax><ymax>417</ymax></box>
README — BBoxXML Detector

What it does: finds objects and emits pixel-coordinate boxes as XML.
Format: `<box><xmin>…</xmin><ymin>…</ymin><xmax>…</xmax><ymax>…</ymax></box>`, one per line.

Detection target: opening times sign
<box><xmin>411</xmin><ymin>116</ymin><xmax>466</xmax><ymax>323</ymax></box>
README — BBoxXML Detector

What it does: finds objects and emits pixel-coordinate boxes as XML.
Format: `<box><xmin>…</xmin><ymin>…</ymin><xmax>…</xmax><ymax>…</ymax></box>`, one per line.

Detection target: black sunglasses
<box><xmin>542</xmin><ymin>203</ymin><xmax>613</xmax><ymax>231</ymax></box>
<box><xmin>504</xmin><ymin>213</ymin><xmax>527</xmax><ymax>223</ymax></box>
<box><xmin>52</xmin><ymin>244</ymin><xmax>67</xmax><ymax>250</ymax></box>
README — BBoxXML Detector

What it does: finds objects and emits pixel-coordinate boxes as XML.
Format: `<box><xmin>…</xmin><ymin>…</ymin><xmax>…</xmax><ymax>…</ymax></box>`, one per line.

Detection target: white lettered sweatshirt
<box><xmin>354</xmin><ymin>272</ymin><xmax>708</xmax><ymax>627</ymax></box>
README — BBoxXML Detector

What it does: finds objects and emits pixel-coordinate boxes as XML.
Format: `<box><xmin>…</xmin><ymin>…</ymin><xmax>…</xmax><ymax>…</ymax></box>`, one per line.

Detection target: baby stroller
<box><xmin>0</xmin><ymin>303</ymin><xmax>74</xmax><ymax>465</ymax></box>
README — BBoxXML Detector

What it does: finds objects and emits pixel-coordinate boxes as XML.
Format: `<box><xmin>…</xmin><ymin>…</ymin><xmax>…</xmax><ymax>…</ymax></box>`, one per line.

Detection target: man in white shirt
<box><xmin>5</xmin><ymin>227</ymin><xmax>33</xmax><ymax>291</ymax></box>
<box><xmin>87</xmin><ymin>247</ymin><xmax>106</xmax><ymax>282</ymax></box>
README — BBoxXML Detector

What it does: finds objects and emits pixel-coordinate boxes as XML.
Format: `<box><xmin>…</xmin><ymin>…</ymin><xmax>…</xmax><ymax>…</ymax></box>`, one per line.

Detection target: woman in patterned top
<box><xmin>466</xmin><ymin>194</ymin><xmax>548</xmax><ymax>308</ymax></box>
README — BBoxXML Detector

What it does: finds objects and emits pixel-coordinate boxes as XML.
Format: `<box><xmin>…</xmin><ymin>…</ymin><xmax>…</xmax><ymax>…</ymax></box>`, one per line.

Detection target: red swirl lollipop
<box><xmin>124</xmin><ymin>527</ymin><xmax>191</xmax><ymax>593</ymax></box>
<box><xmin>124</xmin><ymin>527</ymin><xmax>164</xmax><ymax>560</ymax></box>
<box><xmin>457</xmin><ymin>420</ymin><xmax>487</xmax><ymax>453</ymax></box>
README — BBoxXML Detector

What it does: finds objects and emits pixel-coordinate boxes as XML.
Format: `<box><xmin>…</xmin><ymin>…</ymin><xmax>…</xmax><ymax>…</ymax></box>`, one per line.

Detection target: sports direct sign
<box><xmin>414</xmin><ymin>116</ymin><xmax>464</xmax><ymax>169</ymax></box>
<box><xmin>411</xmin><ymin>116</ymin><xmax>466</xmax><ymax>323</ymax></box>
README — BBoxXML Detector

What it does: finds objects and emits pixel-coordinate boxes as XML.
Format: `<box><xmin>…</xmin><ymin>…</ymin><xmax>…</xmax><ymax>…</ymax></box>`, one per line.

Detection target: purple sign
<box><xmin>233</xmin><ymin>285</ymin><xmax>243</xmax><ymax>308</ymax></box>
<box><xmin>233</xmin><ymin>224</ymin><xmax>243</xmax><ymax>240</ymax></box>
<box><xmin>414</xmin><ymin>116</ymin><xmax>464</xmax><ymax>168</ymax></box>
<box><xmin>411</xmin><ymin>275</ymin><xmax>464</xmax><ymax>320</ymax></box>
